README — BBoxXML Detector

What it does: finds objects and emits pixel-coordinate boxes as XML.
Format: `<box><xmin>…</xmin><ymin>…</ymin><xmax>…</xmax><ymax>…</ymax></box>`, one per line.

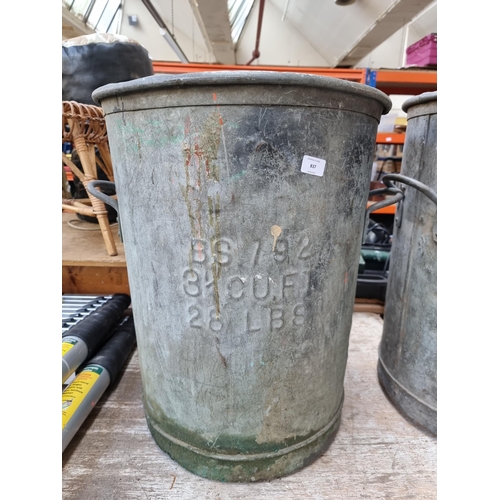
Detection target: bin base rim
<box><xmin>145</xmin><ymin>395</ymin><xmax>343</xmax><ymax>481</ymax></box>
<box><xmin>377</xmin><ymin>357</ymin><xmax>437</xmax><ymax>435</ymax></box>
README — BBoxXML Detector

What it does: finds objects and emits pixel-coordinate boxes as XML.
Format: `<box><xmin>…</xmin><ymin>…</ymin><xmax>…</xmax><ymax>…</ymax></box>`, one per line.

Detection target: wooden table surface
<box><xmin>62</xmin><ymin>212</ymin><xmax>130</xmax><ymax>295</ymax></box>
<box><xmin>62</xmin><ymin>312</ymin><xmax>436</xmax><ymax>499</ymax></box>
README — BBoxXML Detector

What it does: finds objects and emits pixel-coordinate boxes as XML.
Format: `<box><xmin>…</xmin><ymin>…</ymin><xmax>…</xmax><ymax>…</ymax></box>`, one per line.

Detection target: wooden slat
<box><xmin>62</xmin><ymin>212</ymin><xmax>129</xmax><ymax>294</ymax></box>
<box><xmin>353</xmin><ymin>303</ymin><xmax>384</xmax><ymax>314</ymax></box>
<box><xmin>62</xmin><ymin>265</ymin><xmax>129</xmax><ymax>295</ymax></box>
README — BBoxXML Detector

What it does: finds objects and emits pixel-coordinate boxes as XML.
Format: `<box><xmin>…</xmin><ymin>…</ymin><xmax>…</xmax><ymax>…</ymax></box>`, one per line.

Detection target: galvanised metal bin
<box><xmin>377</xmin><ymin>92</ymin><xmax>437</xmax><ymax>435</ymax></box>
<box><xmin>91</xmin><ymin>71</ymin><xmax>391</xmax><ymax>481</ymax></box>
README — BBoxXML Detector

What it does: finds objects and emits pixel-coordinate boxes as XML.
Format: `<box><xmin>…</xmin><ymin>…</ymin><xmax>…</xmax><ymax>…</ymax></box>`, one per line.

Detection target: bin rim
<box><xmin>402</xmin><ymin>91</ymin><xmax>437</xmax><ymax>113</ymax></box>
<box><xmin>92</xmin><ymin>70</ymin><xmax>392</xmax><ymax>115</ymax></box>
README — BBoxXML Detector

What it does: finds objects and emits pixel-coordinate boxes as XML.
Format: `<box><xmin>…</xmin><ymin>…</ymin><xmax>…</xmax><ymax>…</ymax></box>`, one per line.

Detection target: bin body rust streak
<box><xmin>93</xmin><ymin>71</ymin><xmax>391</xmax><ymax>481</ymax></box>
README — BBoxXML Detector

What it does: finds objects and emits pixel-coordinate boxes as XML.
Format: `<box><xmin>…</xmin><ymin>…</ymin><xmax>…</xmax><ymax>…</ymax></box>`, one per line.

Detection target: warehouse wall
<box><xmin>235</xmin><ymin>0</ymin><xmax>328</xmax><ymax>66</ymax></box>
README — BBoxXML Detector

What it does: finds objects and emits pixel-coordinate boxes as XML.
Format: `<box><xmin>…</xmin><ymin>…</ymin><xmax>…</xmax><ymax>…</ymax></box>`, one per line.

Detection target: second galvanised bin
<box><xmin>377</xmin><ymin>92</ymin><xmax>437</xmax><ymax>435</ymax></box>
<box><xmin>91</xmin><ymin>71</ymin><xmax>392</xmax><ymax>481</ymax></box>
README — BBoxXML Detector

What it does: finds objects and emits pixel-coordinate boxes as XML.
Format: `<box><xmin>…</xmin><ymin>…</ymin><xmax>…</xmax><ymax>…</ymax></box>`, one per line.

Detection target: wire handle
<box><xmin>86</xmin><ymin>180</ymin><xmax>119</xmax><ymax>213</ymax></box>
<box><xmin>363</xmin><ymin>174</ymin><xmax>437</xmax><ymax>243</ymax></box>
<box><xmin>382</xmin><ymin>174</ymin><xmax>437</xmax><ymax>205</ymax></box>
<box><xmin>86</xmin><ymin>180</ymin><xmax>122</xmax><ymax>241</ymax></box>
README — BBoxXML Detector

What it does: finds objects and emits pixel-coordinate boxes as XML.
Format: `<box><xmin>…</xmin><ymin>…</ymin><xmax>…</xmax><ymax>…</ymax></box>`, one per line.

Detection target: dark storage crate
<box><xmin>356</xmin><ymin>271</ymin><xmax>387</xmax><ymax>301</ymax></box>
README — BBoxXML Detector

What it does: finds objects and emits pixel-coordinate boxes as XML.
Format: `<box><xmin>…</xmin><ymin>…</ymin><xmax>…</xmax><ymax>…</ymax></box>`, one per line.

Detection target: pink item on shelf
<box><xmin>406</xmin><ymin>33</ymin><xmax>437</xmax><ymax>67</ymax></box>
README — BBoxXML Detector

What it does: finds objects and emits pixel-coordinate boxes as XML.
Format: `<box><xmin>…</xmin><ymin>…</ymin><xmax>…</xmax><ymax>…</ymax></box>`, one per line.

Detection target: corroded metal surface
<box><xmin>378</xmin><ymin>91</ymin><xmax>437</xmax><ymax>435</ymax></box>
<box><xmin>95</xmin><ymin>71</ymin><xmax>391</xmax><ymax>481</ymax></box>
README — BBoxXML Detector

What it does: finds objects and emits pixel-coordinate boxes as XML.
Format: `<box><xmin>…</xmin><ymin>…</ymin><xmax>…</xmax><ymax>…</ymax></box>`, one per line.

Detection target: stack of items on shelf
<box><xmin>373</xmin><ymin>142</ymin><xmax>404</xmax><ymax>182</ymax></box>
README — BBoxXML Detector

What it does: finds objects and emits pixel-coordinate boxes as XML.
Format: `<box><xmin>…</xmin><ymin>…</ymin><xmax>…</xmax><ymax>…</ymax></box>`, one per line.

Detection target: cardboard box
<box><xmin>394</xmin><ymin>144</ymin><xmax>404</xmax><ymax>158</ymax></box>
<box><xmin>376</xmin><ymin>143</ymin><xmax>394</xmax><ymax>159</ymax></box>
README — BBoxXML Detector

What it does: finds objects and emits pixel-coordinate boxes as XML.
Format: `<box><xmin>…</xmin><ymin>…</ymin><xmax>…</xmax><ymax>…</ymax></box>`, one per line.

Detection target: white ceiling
<box><xmin>62</xmin><ymin>0</ymin><xmax>437</xmax><ymax>68</ymax></box>
<box><xmin>259</xmin><ymin>0</ymin><xmax>434</xmax><ymax>66</ymax></box>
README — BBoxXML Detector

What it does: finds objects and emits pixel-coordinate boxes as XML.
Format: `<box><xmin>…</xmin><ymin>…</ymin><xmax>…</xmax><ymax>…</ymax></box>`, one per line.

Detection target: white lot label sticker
<box><xmin>301</xmin><ymin>155</ymin><xmax>326</xmax><ymax>177</ymax></box>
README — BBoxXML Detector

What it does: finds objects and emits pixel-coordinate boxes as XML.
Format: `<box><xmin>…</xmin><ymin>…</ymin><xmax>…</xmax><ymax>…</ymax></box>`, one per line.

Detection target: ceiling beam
<box><xmin>62</xmin><ymin>6</ymin><xmax>95</xmax><ymax>40</ymax></box>
<box><xmin>188</xmin><ymin>0</ymin><xmax>236</xmax><ymax>64</ymax></box>
<box><xmin>336</xmin><ymin>0</ymin><xmax>435</xmax><ymax>67</ymax></box>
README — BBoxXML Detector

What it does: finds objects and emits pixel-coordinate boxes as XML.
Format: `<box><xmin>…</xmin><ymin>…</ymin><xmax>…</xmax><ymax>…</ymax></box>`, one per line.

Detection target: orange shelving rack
<box><xmin>151</xmin><ymin>61</ymin><xmax>437</xmax><ymax>95</ymax></box>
